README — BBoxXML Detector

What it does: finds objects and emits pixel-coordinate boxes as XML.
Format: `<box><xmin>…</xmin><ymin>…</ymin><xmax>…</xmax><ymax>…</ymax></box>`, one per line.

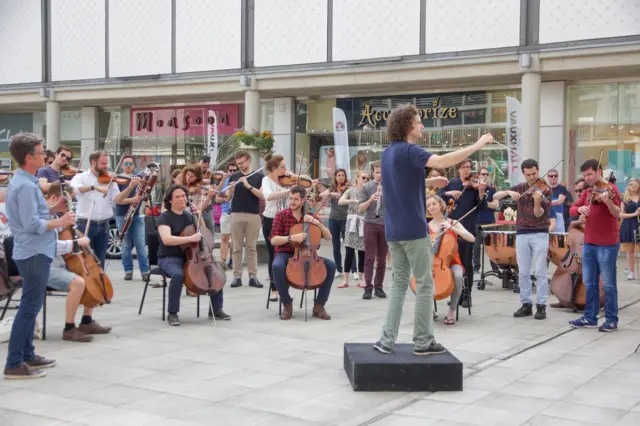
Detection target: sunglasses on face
<box><xmin>123</xmin><ymin>162</ymin><xmax>133</xmax><ymax>166</ymax></box>
<box><xmin>480</xmin><ymin>173</ymin><xmax>489</xmax><ymax>176</ymax></box>
<box><xmin>60</xmin><ymin>153</ymin><xmax>72</xmax><ymax>160</ymax></box>
<box><xmin>228</xmin><ymin>169</ymin><xmax>238</xmax><ymax>173</ymax></box>
<box><xmin>548</xmin><ymin>175</ymin><xmax>558</xmax><ymax>178</ymax></box>
<box><xmin>576</xmin><ymin>189</ymin><xmax>584</xmax><ymax>194</ymax></box>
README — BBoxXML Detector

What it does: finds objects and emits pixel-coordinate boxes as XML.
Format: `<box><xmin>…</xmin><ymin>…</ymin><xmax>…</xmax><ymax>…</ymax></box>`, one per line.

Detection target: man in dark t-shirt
<box><xmin>373</xmin><ymin>103</ymin><xmax>494</xmax><ymax>357</ymax></box>
<box><xmin>226</xmin><ymin>150</ymin><xmax>265</xmax><ymax>289</ymax></box>
<box><xmin>493</xmin><ymin>159</ymin><xmax>552</xmax><ymax>320</ymax></box>
<box><xmin>36</xmin><ymin>145</ymin><xmax>74</xmax><ymax>193</ymax></box>
<box><xmin>547</xmin><ymin>169</ymin><xmax>570</xmax><ymax>232</ymax></box>
<box><xmin>157</xmin><ymin>185</ymin><xmax>230</xmax><ymax>326</ymax></box>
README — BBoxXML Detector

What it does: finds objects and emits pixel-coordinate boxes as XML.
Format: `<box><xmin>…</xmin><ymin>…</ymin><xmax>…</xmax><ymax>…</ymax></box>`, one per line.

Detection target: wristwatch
<box><xmin>287</xmin><ymin>235</ymin><xmax>291</xmax><ymax>243</ymax></box>
<box><xmin>90</xmin><ymin>185</ymin><xmax>94</xmax><ymax>191</ymax></box>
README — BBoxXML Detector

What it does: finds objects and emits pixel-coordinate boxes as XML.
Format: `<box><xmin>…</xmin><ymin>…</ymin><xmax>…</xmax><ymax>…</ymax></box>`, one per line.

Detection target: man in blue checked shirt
<box><xmin>3</xmin><ymin>133</ymin><xmax>76</xmax><ymax>380</ymax></box>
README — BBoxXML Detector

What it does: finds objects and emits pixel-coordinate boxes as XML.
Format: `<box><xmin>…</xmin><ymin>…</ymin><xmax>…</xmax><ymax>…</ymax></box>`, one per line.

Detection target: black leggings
<box><xmin>262</xmin><ymin>217</ymin><xmax>277</xmax><ymax>291</ymax></box>
<box><xmin>344</xmin><ymin>247</ymin><xmax>364</xmax><ymax>274</ymax></box>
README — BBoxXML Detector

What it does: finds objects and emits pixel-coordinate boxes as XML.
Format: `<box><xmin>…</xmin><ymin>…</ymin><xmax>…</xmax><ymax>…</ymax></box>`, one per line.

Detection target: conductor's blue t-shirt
<box><xmin>381</xmin><ymin>141</ymin><xmax>432</xmax><ymax>241</ymax></box>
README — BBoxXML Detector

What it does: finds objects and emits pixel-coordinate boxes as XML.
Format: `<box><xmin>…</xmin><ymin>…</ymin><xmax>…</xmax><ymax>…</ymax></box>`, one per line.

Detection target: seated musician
<box><xmin>157</xmin><ymin>184</ymin><xmax>230</xmax><ymax>326</ymax></box>
<box><xmin>45</xmin><ymin>182</ymin><xmax>112</xmax><ymax>342</ymax></box>
<box><xmin>426</xmin><ymin>195</ymin><xmax>475</xmax><ymax>325</ymax></box>
<box><xmin>269</xmin><ymin>186</ymin><xmax>335</xmax><ymax>320</ymax></box>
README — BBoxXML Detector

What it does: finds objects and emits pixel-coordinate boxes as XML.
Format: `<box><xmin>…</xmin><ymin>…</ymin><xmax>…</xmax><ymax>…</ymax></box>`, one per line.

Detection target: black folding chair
<box><xmin>0</xmin><ymin>236</ymin><xmax>22</xmax><ymax>321</ymax></box>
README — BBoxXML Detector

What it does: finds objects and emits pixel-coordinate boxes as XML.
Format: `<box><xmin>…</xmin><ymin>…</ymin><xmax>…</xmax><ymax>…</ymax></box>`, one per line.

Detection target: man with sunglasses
<box><xmin>215</xmin><ymin>162</ymin><xmax>238</xmax><ymax>270</ymax></box>
<box><xmin>473</xmin><ymin>167</ymin><xmax>499</xmax><ymax>274</ymax></box>
<box><xmin>114</xmin><ymin>155</ymin><xmax>150</xmax><ymax>281</ymax></box>
<box><xmin>36</xmin><ymin>145</ymin><xmax>74</xmax><ymax>193</ymax></box>
<box><xmin>547</xmin><ymin>169</ymin><xmax>570</xmax><ymax>233</ymax></box>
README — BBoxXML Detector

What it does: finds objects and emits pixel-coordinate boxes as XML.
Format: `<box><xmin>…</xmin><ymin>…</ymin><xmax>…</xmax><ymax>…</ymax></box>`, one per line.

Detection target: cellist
<box><xmin>157</xmin><ymin>185</ymin><xmax>231</xmax><ymax>326</ymax></box>
<box><xmin>44</xmin><ymin>182</ymin><xmax>112</xmax><ymax>342</ymax></box>
<box><xmin>269</xmin><ymin>186</ymin><xmax>335</xmax><ymax>320</ymax></box>
<box><xmin>426</xmin><ymin>195</ymin><xmax>475</xmax><ymax>325</ymax></box>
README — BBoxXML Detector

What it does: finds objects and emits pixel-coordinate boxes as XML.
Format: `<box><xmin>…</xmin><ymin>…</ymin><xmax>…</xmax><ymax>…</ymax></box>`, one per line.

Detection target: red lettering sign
<box><xmin>130</xmin><ymin>105</ymin><xmax>239</xmax><ymax>137</ymax></box>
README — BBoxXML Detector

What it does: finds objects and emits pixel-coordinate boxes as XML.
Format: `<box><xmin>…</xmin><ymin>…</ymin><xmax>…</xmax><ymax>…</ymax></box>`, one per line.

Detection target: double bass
<box><xmin>57</xmin><ymin>173</ymin><xmax>114</xmax><ymax>308</ymax></box>
<box><xmin>179</xmin><ymin>187</ymin><xmax>226</xmax><ymax>295</ymax></box>
<box><xmin>410</xmin><ymin>200</ymin><xmax>457</xmax><ymax>300</ymax></box>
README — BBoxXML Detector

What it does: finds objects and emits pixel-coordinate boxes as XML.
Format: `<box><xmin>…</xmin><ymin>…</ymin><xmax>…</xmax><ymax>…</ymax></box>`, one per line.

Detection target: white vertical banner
<box><xmin>332</xmin><ymin>108</ymin><xmax>351</xmax><ymax>179</ymax></box>
<box><xmin>506</xmin><ymin>97</ymin><xmax>524</xmax><ymax>186</ymax></box>
<box><xmin>207</xmin><ymin>110</ymin><xmax>219</xmax><ymax>167</ymax></box>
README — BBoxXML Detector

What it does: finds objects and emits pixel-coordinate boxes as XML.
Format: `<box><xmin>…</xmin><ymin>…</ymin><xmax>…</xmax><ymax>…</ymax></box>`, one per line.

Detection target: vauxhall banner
<box><xmin>506</xmin><ymin>97</ymin><xmax>524</xmax><ymax>185</ymax></box>
<box><xmin>207</xmin><ymin>110</ymin><xmax>219</xmax><ymax>167</ymax></box>
<box><xmin>332</xmin><ymin>108</ymin><xmax>351</xmax><ymax>179</ymax></box>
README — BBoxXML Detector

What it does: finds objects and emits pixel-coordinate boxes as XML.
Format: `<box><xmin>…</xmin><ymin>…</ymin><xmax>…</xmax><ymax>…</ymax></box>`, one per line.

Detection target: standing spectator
<box><xmin>547</xmin><ymin>169</ymin><xmax>570</xmax><ymax>232</ymax></box>
<box><xmin>473</xmin><ymin>167</ymin><xmax>499</xmax><ymax>273</ymax></box>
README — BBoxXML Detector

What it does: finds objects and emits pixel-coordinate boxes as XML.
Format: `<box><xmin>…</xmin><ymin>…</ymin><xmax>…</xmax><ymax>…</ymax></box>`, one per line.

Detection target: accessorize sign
<box><xmin>130</xmin><ymin>105</ymin><xmax>239</xmax><ymax>137</ymax></box>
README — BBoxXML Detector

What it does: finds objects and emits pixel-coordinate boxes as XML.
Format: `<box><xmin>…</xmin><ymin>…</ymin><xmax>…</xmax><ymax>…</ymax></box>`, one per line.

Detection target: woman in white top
<box><xmin>261</xmin><ymin>154</ymin><xmax>291</xmax><ymax>301</ymax></box>
<box><xmin>337</xmin><ymin>171</ymin><xmax>368</xmax><ymax>288</ymax></box>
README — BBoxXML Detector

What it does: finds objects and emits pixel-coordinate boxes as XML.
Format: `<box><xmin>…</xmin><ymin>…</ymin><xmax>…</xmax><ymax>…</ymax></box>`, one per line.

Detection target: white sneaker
<box><xmin>628</xmin><ymin>273</ymin><xmax>635</xmax><ymax>280</ymax></box>
<box><xmin>335</xmin><ymin>272</ymin><xmax>344</xmax><ymax>278</ymax></box>
<box><xmin>351</xmin><ymin>272</ymin><xmax>358</xmax><ymax>280</ymax></box>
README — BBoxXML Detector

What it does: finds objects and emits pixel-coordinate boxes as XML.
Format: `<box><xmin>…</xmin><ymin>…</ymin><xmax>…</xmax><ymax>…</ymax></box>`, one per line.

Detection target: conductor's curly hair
<box><xmin>386</xmin><ymin>103</ymin><xmax>420</xmax><ymax>141</ymax></box>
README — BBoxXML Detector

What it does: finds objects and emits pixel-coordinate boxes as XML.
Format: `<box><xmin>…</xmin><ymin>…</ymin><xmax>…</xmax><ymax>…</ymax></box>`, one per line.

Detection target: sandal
<box><xmin>444</xmin><ymin>316</ymin><xmax>455</xmax><ymax>325</ymax></box>
<box><xmin>337</xmin><ymin>282</ymin><xmax>349</xmax><ymax>288</ymax></box>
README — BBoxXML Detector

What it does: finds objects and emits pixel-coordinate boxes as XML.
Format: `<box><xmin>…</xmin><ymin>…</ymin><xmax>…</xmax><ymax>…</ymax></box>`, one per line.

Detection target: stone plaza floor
<box><xmin>1</xmin><ymin>244</ymin><xmax>640</xmax><ymax>426</ymax></box>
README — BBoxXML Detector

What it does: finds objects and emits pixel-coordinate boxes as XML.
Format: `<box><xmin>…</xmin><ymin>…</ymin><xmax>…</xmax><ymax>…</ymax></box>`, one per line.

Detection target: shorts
<box><xmin>47</xmin><ymin>267</ymin><xmax>79</xmax><ymax>292</ymax></box>
<box><xmin>220</xmin><ymin>212</ymin><xmax>232</xmax><ymax>235</ymax></box>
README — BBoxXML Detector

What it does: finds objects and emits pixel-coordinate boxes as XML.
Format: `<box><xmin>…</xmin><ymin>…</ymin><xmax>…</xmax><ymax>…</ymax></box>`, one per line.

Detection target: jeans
<box><xmin>272</xmin><ymin>252</ymin><xmax>335</xmax><ymax>305</ymax></box>
<box><xmin>516</xmin><ymin>232</ymin><xmax>549</xmax><ymax>305</ymax></box>
<box><xmin>380</xmin><ymin>237</ymin><xmax>434</xmax><ymax>350</ymax></box>
<box><xmin>328</xmin><ymin>219</ymin><xmax>355</xmax><ymax>273</ymax></box>
<box><xmin>158</xmin><ymin>256</ymin><xmax>223</xmax><ymax>314</ymax></box>
<box><xmin>262</xmin><ymin>217</ymin><xmax>276</xmax><ymax>291</ymax></box>
<box><xmin>202</xmin><ymin>207</ymin><xmax>216</xmax><ymax>239</ymax></box>
<box><xmin>115</xmin><ymin>215</ymin><xmax>150</xmax><ymax>274</ymax></box>
<box><xmin>583</xmin><ymin>243</ymin><xmax>619</xmax><ymax>324</ymax></box>
<box><xmin>473</xmin><ymin>225</ymin><xmax>497</xmax><ymax>272</ymax></box>
<box><xmin>77</xmin><ymin>220</ymin><xmax>109</xmax><ymax>266</ymax></box>
<box><xmin>553</xmin><ymin>213</ymin><xmax>565</xmax><ymax>233</ymax></box>
<box><xmin>5</xmin><ymin>254</ymin><xmax>52</xmax><ymax>369</ymax></box>
<box><xmin>364</xmin><ymin>222</ymin><xmax>388</xmax><ymax>290</ymax></box>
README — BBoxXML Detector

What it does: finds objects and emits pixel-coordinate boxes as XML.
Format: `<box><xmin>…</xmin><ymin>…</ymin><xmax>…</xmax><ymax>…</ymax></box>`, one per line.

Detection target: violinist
<box><xmin>70</xmin><ymin>151</ymin><xmax>140</xmax><ymax>265</ymax></box>
<box><xmin>44</xmin><ymin>150</ymin><xmax>55</xmax><ymax>166</ymax></box>
<box><xmin>473</xmin><ymin>167</ymin><xmax>499</xmax><ymax>274</ymax></box>
<box><xmin>157</xmin><ymin>185</ymin><xmax>231</xmax><ymax>326</ymax></box>
<box><xmin>269</xmin><ymin>186</ymin><xmax>335</xmax><ymax>320</ymax></box>
<box><xmin>438</xmin><ymin>158</ymin><xmax>487</xmax><ymax>308</ymax></box>
<box><xmin>493</xmin><ymin>159</ymin><xmax>552</xmax><ymax>320</ymax></box>
<box><xmin>426</xmin><ymin>195</ymin><xmax>475</xmax><ymax>325</ymax></box>
<box><xmin>114</xmin><ymin>155</ymin><xmax>150</xmax><ymax>282</ymax></box>
<box><xmin>196</xmin><ymin>155</ymin><xmax>218</xmax><ymax>238</ymax></box>
<box><xmin>261</xmin><ymin>154</ymin><xmax>292</xmax><ymax>302</ymax></box>
<box><xmin>36</xmin><ymin>145</ymin><xmax>74</xmax><ymax>193</ymax></box>
<box><xmin>319</xmin><ymin>169</ymin><xmax>352</xmax><ymax>279</ymax></box>
<box><xmin>44</xmin><ymin>182</ymin><xmax>112</xmax><ymax>342</ymax></box>
<box><xmin>216</xmin><ymin>162</ymin><xmax>238</xmax><ymax>271</ymax></box>
<box><xmin>568</xmin><ymin>159</ymin><xmax>621</xmax><ymax>332</ymax></box>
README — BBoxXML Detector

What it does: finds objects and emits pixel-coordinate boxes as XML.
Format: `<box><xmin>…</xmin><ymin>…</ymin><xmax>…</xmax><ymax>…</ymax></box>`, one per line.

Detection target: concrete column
<box><xmin>539</xmin><ymin>81</ymin><xmax>566</xmax><ymax>180</ymax></box>
<box><xmin>45</xmin><ymin>100</ymin><xmax>60</xmax><ymax>151</ymax></box>
<box><xmin>273</xmin><ymin>97</ymin><xmax>294</xmax><ymax>168</ymax></box>
<box><xmin>521</xmin><ymin>72</ymin><xmax>541</xmax><ymax>162</ymax></box>
<box><xmin>244</xmin><ymin>90</ymin><xmax>261</xmax><ymax>134</ymax></box>
<box><xmin>80</xmin><ymin>107</ymin><xmax>99</xmax><ymax>169</ymax></box>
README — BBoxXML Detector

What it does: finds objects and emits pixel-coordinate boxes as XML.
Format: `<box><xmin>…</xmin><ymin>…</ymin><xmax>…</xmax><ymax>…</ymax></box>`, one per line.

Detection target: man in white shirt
<box><xmin>46</xmin><ymin>182</ymin><xmax>112</xmax><ymax>342</ymax></box>
<box><xmin>70</xmin><ymin>151</ymin><xmax>139</xmax><ymax>265</ymax></box>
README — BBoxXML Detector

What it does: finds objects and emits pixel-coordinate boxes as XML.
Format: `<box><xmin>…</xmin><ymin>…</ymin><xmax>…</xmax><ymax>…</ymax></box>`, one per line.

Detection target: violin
<box><xmin>203</xmin><ymin>170</ymin><xmax>225</xmax><ymax>181</ymax></box>
<box><xmin>462</xmin><ymin>174</ymin><xmax>481</xmax><ymax>189</ymax></box>
<box><xmin>279</xmin><ymin>173</ymin><xmax>313</xmax><ymax>188</ymax></box>
<box><xmin>97</xmin><ymin>172</ymin><xmax>132</xmax><ymax>185</ymax></box>
<box><xmin>179</xmin><ymin>191</ymin><xmax>226</xmax><ymax>295</ymax></box>
<box><xmin>285</xmin><ymin>200</ymin><xmax>327</xmax><ymax>291</ymax></box>
<box><xmin>410</xmin><ymin>200</ymin><xmax>457</xmax><ymax>300</ymax></box>
<box><xmin>60</xmin><ymin>165</ymin><xmax>84</xmax><ymax>179</ymax></box>
<box><xmin>57</xmin><ymin>173</ymin><xmax>114</xmax><ymax>308</ymax></box>
<box><xmin>589</xmin><ymin>174</ymin><xmax>617</xmax><ymax>204</ymax></box>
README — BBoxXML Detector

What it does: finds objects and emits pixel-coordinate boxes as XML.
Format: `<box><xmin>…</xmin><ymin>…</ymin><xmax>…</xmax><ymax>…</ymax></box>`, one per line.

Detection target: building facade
<box><xmin>0</xmin><ymin>0</ymin><xmax>638</xmax><ymax>192</ymax></box>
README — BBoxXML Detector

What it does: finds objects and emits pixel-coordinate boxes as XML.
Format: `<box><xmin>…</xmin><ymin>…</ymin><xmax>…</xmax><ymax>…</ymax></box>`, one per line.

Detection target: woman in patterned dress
<box><xmin>620</xmin><ymin>178</ymin><xmax>640</xmax><ymax>280</ymax></box>
<box><xmin>337</xmin><ymin>171</ymin><xmax>369</xmax><ymax>288</ymax></box>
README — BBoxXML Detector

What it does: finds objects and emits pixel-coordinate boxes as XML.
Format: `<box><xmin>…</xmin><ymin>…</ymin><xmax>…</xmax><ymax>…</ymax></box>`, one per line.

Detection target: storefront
<box><xmin>295</xmin><ymin>89</ymin><xmax>521</xmax><ymax>189</ymax></box>
<box><xmin>566</xmin><ymin>81</ymin><xmax>640</xmax><ymax>193</ymax></box>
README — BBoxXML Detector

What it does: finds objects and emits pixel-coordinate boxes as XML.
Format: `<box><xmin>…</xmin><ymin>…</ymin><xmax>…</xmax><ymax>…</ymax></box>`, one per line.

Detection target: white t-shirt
<box><xmin>261</xmin><ymin>176</ymin><xmax>288</xmax><ymax>218</ymax></box>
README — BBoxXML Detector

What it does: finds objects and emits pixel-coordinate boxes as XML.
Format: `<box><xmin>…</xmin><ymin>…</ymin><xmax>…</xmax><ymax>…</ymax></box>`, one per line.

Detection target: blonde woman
<box><xmin>425</xmin><ymin>168</ymin><xmax>449</xmax><ymax>221</ymax></box>
<box><xmin>426</xmin><ymin>195</ymin><xmax>475</xmax><ymax>325</ymax></box>
<box><xmin>338</xmin><ymin>171</ymin><xmax>368</xmax><ymax>288</ymax></box>
<box><xmin>620</xmin><ymin>178</ymin><xmax>640</xmax><ymax>280</ymax></box>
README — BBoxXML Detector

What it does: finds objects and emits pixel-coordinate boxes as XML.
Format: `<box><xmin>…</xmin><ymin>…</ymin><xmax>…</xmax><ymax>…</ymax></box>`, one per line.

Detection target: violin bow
<box><xmin>519</xmin><ymin>159</ymin><xmax>564</xmax><ymax>199</ymax></box>
<box><xmin>432</xmin><ymin>206</ymin><xmax>479</xmax><ymax>242</ymax></box>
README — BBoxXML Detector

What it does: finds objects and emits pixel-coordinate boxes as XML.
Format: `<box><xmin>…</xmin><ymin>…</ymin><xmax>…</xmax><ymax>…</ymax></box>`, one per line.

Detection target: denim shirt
<box><xmin>6</xmin><ymin>168</ymin><xmax>56</xmax><ymax>260</ymax></box>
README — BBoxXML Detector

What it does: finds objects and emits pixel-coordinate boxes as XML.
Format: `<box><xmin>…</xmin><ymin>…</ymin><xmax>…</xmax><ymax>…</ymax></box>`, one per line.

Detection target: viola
<box><xmin>97</xmin><ymin>172</ymin><xmax>132</xmax><ymax>185</ymax></box>
<box><xmin>285</xmin><ymin>202</ymin><xmax>327</xmax><ymax>291</ymax></box>
<box><xmin>179</xmin><ymin>192</ymin><xmax>225</xmax><ymax>295</ymax></box>
<box><xmin>279</xmin><ymin>173</ymin><xmax>313</xmax><ymax>188</ymax></box>
<box><xmin>410</xmin><ymin>200</ymin><xmax>457</xmax><ymax>300</ymax></box>
<box><xmin>57</xmin><ymin>173</ymin><xmax>114</xmax><ymax>308</ymax></box>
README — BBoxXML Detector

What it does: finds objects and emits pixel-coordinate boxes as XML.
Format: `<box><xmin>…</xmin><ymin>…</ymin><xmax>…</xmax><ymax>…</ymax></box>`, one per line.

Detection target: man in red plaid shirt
<box><xmin>270</xmin><ymin>186</ymin><xmax>335</xmax><ymax>320</ymax></box>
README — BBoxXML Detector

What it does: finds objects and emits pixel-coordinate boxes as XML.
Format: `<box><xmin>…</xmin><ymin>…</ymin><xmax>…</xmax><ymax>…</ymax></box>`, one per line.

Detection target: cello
<box><xmin>179</xmin><ymin>187</ymin><xmax>226</xmax><ymax>296</ymax></box>
<box><xmin>410</xmin><ymin>200</ymin><xmax>457</xmax><ymax>300</ymax></box>
<box><xmin>57</xmin><ymin>173</ymin><xmax>114</xmax><ymax>307</ymax></box>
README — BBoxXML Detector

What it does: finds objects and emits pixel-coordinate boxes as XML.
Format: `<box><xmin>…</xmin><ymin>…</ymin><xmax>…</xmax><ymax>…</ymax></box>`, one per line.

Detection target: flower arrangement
<box><xmin>229</xmin><ymin>130</ymin><xmax>274</xmax><ymax>154</ymax></box>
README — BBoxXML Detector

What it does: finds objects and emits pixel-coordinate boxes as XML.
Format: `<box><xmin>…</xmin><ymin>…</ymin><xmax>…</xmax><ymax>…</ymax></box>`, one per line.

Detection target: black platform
<box><xmin>344</xmin><ymin>343</ymin><xmax>463</xmax><ymax>392</ymax></box>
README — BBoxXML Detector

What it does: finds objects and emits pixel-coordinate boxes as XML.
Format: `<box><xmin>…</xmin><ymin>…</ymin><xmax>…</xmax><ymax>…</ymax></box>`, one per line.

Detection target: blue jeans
<box><xmin>77</xmin><ymin>220</ymin><xmax>109</xmax><ymax>266</ymax></box>
<box><xmin>328</xmin><ymin>219</ymin><xmax>356</xmax><ymax>274</ymax></box>
<box><xmin>272</xmin><ymin>252</ymin><xmax>335</xmax><ymax>305</ymax></box>
<box><xmin>515</xmin><ymin>232</ymin><xmax>549</xmax><ymax>305</ymax></box>
<box><xmin>115</xmin><ymin>215</ymin><xmax>150</xmax><ymax>274</ymax></box>
<box><xmin>583</xmin><ymin>243</ymin><xmax>619</xmax><ymax>324</ymax></box>
<box><xmin>5</xmin><ymin>254</ymin><xmax>52</xmax><ymax>369</ymax></box>
<box><xmin>553</xmin><ymin>213</ymin><xmax>565</xmax><ymax>233</ymax></box>
<box><xmin>158</xmin><ymin>256</ymin><xmax>223</xmax><ymax>314</ymax></box>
